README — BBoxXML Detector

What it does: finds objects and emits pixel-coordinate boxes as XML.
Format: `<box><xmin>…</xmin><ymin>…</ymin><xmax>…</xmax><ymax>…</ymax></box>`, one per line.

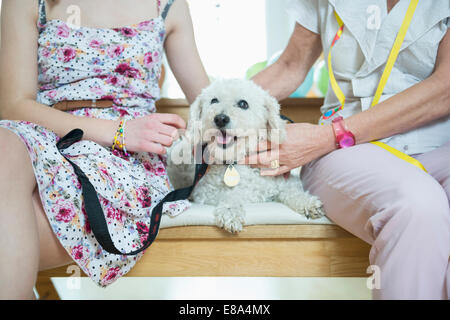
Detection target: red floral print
<box><xmin>54</xmin><ymin>199</ymin><xmax>76</xmax><ymax>223</ymax></box>
<box><xmin>56</xmin><ymin>23</ymin><xmax>70</xmax><ymax>38</ymax></box>
<box><xmin>57</xmin><ymin>47</ymin><xmax>77</xmax><ymax>63</ymax></box>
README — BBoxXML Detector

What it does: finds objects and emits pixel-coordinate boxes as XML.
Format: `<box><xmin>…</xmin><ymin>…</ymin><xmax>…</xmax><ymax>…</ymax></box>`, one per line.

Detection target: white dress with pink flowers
<box><xmin>0</xmin><ymin>0</ymin><xmax>188</xmax><ymax>287</ymax></box>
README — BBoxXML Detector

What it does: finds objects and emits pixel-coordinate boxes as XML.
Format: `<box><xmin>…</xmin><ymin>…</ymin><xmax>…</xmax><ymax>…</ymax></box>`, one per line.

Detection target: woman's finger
<box><xmin>139</xmin><ymin>141</ymin><xmax>166</xmax><ymax>154</ymax></box>
<box><xmin>260</xmin><ymin>165</ymin><xmax>291</xmax><ymax>176</ymax></box>
<box><xmin>240</xmin><ymin>140</ymin><xmax>281</xmax><ymax>165</ymax></box>
<box><xmin>154</xmin><ymin>113</ymin><xmax>186</xmax><ymax>129</ymax></box>
<box><xmin>249</xmin><ymin>154</ymin><xmax>283</xmax><ymax>168</ymax></box>
<box><xmin>142</xmin><ymin>129</ymin><xmax>174</xmax><ymax>147</ymax></box>
<box><xmin>256</xmin><ymin>139</ymin><xmax>272</xmax><ymax>152</ymax></box>
<box><xmin>239</xmin><ymin>152</ymin><xmax>261</xmax><ymax>165</ymax></box>
<box><xmin>157</xmin><ymin>122</ymin><xmax>180</xmax><ymax>140</ymax></box>
<box><xmin>152</xmin><ymin>133</ymin><xmax>174</xmax><ymax>147</ymax></box>
<box><xmin>240</xmin><ymin>149</ymin><xmax>280</xmax><ymax>166</ymax></box>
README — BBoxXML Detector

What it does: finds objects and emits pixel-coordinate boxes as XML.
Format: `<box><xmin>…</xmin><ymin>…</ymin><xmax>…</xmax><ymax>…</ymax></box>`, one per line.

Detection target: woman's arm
<box><xmin>0</xmin><ymin>0</ymin><xmax>185</xmax><ymax>154</ymax></box>
<box><xmin>252</xmin><ymin>23</ymin><xmax>322</xmax><ymax>100</ymax></box>
<box><xmin>245</xmin><ymin>30</ymin><xmax>450</xmax><ymax>176</ymax></box>
<box><xmin>164</xmin><ymin>0</ymin><xmax>209</xmax><ymax>104</ymax></box>
<box><xmin>0</xmin><ymin>0</ymin><xmax>119</xmax><ymax>146</ymax></box>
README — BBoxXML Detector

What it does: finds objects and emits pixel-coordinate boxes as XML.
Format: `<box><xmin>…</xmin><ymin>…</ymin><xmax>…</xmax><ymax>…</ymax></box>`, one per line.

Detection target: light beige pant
<box><xmin>301</xmin><ymin>142</ymin><xmax>450</xmax><ymax>300</ymax></box>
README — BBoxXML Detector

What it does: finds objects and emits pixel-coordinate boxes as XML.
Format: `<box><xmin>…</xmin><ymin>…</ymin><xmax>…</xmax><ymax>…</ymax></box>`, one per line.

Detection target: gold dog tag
<box><xmin>223</xmin><ymin>165</ymin><xmax>240</xmax><ymax>187</ymax></box>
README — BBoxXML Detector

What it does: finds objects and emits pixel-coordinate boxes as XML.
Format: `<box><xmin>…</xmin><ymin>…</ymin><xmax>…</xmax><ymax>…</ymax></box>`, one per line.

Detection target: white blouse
<box><xmin>287</xmin><ymin>0</ymin><xmax>450</xmax><ymax>155</ymax></box>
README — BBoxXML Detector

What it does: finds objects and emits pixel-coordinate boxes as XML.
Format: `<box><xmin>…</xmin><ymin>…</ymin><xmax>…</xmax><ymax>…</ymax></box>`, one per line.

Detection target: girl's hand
<box><xmin>125</xmin><ymin>113</ymin><xmax>186</xmax><ymax>154</ymax></box>
<box><xmin>240</xmin><ymin>123</ymin><xmax>337</xmax><ymax>176</ymax></box>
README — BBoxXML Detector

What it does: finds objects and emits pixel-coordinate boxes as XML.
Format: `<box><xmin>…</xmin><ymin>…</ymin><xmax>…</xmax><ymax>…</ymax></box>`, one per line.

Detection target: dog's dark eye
<box><xmin>211</xmin><ymin>98</ymin><xmax>219</xmax><ymax>104</ymax></box>
<box><xmin>237</xmin><ymin>100</ymin><xmax>249</xmax><ymax>110</ymax></box>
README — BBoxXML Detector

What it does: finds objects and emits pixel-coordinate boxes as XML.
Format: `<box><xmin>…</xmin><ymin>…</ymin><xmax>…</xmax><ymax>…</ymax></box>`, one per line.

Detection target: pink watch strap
<box><xmin>332</xmin><ymin>116</ymin><xmax>346</xmax><ymax>137</ymax></box>
<box><xmin>331</xmin><ymin>116</ymin><xmax>355</xmax><ymax>148</ymax></box>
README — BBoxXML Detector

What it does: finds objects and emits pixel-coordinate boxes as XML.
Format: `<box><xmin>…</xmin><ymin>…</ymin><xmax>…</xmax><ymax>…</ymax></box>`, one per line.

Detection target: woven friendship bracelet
<box><xmin>112</xmin><ymin>119</ymin><xmax>129</xmax><ymax>156</ymax></box>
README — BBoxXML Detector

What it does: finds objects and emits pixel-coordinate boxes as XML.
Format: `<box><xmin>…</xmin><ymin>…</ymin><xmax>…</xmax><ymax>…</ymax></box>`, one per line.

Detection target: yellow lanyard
<box><xmin>327</xmin><ymin>0</ymin><xmax>426</xmax><ymax>172</ymax></box>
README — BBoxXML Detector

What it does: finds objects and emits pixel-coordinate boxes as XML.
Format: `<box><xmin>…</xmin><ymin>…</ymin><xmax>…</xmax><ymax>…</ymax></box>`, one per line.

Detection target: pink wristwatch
<box><xmin>331</xmin><ymin>116</ymin><xmax>355</xmax><ymax>149</ymax></box>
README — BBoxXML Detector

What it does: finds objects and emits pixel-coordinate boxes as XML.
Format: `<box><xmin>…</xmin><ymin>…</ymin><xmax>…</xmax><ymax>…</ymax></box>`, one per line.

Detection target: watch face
<box><xmin>340</xmin><ymin>135</ymin><xmax>355</xmax><ymax>148</ymax></box>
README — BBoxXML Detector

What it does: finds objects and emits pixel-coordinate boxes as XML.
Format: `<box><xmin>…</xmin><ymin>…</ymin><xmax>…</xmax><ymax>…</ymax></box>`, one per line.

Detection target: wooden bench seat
<box><xmin>36</xmin><ymin>98</ymin><xmax>370</xmax><ymax>299</ymax></box>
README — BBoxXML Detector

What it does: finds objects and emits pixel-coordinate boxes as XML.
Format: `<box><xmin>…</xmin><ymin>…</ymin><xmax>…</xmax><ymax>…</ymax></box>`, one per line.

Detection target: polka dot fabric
<box><xmin>0</xmin><ymin>0</ymin><xmax>189</xmax><ymax>287</ymax></box>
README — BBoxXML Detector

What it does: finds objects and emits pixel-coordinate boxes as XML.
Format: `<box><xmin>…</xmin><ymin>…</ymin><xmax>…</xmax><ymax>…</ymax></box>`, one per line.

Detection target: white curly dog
<box><xmin>167</xmin><ymin>79</ymin><xmax>325</xmax><ymax>233</ymax></box>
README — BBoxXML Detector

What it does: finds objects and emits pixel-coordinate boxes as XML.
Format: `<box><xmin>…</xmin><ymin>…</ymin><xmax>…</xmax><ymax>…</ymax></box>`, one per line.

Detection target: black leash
<box><xmin>57</xmin><ymin>129</ymin><xmax>208</xmax><ymax>256</ymax></box>
<box><xmin>56</xmin><ymin>114</ymin><xmax>293</xmax><ymax>256</ymax></box>
<box><xmin>280</xmin><ymin>114</ymin><xmax>294</xmax><ymax>123</ymax></box>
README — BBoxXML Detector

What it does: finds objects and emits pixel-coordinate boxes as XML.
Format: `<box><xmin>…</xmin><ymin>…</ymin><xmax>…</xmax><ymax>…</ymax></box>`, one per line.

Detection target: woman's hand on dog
<box><xmin>240</xmin><ymin>123</ymin><xmax>337</xmax><ymax>176</ymax></box>
<box><xmin>125</xmin><ymin>113</ymin><xmax>186</xmax><ymax>154</ymax></box>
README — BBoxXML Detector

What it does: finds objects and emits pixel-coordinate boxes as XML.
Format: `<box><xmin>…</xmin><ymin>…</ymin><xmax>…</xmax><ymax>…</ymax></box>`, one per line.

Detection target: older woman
<box><xmin>250</xmin><ymin>0</ymin><xmax>450</xmax><ymax>299</ymax></box>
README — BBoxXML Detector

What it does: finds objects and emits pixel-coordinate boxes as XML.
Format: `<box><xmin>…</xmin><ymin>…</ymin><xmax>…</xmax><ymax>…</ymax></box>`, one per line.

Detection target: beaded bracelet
<box><xmin>112</xmin><ymin>119</ymin><xmax>129</xmax><ymax>156</ymax></box>
<box><xmin>122</xmin><ymin>120</ymin><xmax>129</xmax><ymax>156</ymax></box>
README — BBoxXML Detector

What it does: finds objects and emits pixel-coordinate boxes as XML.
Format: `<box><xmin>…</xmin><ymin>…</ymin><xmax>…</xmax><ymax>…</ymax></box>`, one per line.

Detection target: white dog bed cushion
<box><xmin>160</xmin><ymin>202</ymin><xmax>333</xmax><ymax>229</ymax></box>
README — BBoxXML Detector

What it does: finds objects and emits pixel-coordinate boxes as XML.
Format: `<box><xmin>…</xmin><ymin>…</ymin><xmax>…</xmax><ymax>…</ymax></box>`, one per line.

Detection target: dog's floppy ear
<box><xmin>264</xmin><ymin>94</ymin><xmax>287</xmax><ymax>144</ymax></box>
<box><xmin>185</xmin><ymin>93</ymin><xmax>204</xmax><ymax>145</ymax></box>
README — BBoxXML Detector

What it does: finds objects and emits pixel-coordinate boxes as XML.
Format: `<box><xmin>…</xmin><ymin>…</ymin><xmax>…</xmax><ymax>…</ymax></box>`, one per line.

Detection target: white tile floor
<box><xmin>52</xmin><ymin>277</ymin><xmax>373</xmax><ymax>300</ymax></box>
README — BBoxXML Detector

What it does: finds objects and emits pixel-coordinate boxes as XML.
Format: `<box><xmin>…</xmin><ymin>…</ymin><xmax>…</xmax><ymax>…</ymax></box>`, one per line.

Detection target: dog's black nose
<box><xmin>214</xmin><ymin>113</ymin><xmax>230</xmax><ymax>128</ymax></box>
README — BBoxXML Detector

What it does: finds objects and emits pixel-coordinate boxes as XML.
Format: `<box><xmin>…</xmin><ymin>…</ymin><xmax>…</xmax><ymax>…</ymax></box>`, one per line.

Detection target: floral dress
<box><xmin>0</xmin><ymin>0</ymin><xmax>189</xmax><ymax>287</ymax></box>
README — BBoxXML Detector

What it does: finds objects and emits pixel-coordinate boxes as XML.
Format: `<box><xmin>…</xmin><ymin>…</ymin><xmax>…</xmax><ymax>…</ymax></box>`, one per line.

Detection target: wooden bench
<box><xmin>36</xmin><ymin>98</ymin><xmax>370</xmax><ymax>299</ymax></box>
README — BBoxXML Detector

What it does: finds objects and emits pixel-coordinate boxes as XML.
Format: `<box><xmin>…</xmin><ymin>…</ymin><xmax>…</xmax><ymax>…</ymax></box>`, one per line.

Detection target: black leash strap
<box><xmin>56</xmin><ymin>129</ymin><xmax>208</xmax><ymax>256</ymax></box>
<box><xmin>280</xmin><ymin>114</ymin><xmax>294</xmax><ymax>123</ymax></box>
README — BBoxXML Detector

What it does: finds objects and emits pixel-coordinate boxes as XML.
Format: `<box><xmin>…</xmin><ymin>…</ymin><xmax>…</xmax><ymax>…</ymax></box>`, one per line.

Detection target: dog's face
<box><xmin>187</xmin><ymin>79</ymin><xmax>286</xmax><ymax>163</ymax></box>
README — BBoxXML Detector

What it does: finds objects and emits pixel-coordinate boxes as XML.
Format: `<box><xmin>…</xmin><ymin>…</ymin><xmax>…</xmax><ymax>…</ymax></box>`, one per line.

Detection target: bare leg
<box><xmin>34</xmin><ymin>189</ymin><xmax>72</xmax><ymax>271</ymax></box>
<box><xmin>0</xmin><ymin>128</ymin><xmax>71</xmax><ymax>299</ymax></box>
<box><xmin>0</xmin><ymin>128</ymin><xmax>40</xmax><ymax>299</ymax></box>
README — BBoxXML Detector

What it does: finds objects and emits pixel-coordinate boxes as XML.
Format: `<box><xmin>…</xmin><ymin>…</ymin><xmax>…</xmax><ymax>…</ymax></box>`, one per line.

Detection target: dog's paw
<box><xmin>305</xmin><ymin>200</ymin><xmax>325</xmax><ymax>219</ymax></box>
<box><xmin>283</xmin><ymin>192</ymin><xmax>325</xmax><ymax>219</ymax></box>
<box><xmin>302</xmin><ymin>194</ymin><xmax>325</xmax><ymax>219</ymax></box>
<box><xmin>214</xmin><ymin>204</ymin><xmax>245</xmax><ymax>233</ymax></box>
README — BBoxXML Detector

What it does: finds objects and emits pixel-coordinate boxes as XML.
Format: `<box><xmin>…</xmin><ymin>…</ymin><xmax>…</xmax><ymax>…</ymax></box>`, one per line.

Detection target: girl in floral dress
<box><xmin>0</xmin><ymin>0</ymin><xmax>209</xmax><ymax>298</ymax></box>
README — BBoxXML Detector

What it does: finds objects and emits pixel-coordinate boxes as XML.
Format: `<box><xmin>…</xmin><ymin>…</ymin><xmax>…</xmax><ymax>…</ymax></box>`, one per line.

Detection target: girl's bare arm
<box><xmin>0</xmin><ymin>0</ymin><xmax>188</xmax><ymax>155</ymax></box>
<box><xmin>0</xmin><ymin>0</ymin><xmax>118</xmax><ymax>146</ymax></box>
<box><xmin>164</xmin><ymin>0</ymin><xmax>210</xmax><ymax>104</ymax></box>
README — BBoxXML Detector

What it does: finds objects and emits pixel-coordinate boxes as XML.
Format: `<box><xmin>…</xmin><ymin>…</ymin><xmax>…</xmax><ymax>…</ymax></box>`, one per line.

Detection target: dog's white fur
<box><xmin>167</xmin><ymin>79</ymin><xmax>325</xmax><ymax>233</ymax></box>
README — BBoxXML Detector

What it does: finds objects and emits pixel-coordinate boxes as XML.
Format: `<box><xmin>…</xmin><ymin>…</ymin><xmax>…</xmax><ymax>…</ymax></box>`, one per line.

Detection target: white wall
<box><xmin>163</xmin><ymin>0</ymin><xmax>298</xmax><ymax>98</ymax></box>
<box><xmin>265</xmin><ymin>0</ymin><xmax>296</xmax><ymax>60</ymax></box>
<box><xmin>163</xmin><ymin>0</ymin><xmax>269</xmax><ymax>98</ymax></box>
